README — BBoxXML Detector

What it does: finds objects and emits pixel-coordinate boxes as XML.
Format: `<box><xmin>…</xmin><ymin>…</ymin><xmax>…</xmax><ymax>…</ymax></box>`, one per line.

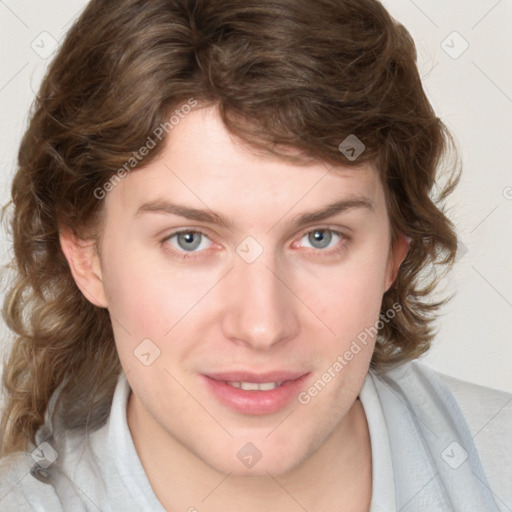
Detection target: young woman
<box><xmin>1</xmin><ymin>1</ymin><xmax>510</xmax><ymax>510</ymax></box>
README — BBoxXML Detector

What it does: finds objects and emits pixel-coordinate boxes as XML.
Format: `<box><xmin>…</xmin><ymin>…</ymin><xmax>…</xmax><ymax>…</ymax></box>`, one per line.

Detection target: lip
<box><xmin>201</xmin><ymin>371</ymin><xmax>311</xmax><ymax>415</ymax></box>
<box><xmin>205</xmin><ymin>370</ymin><xmax>307</xmax><ymax>383</ymax></box>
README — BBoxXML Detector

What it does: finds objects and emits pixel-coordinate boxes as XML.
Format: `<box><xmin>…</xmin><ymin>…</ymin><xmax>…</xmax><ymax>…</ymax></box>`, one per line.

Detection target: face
<box><xmin>74</xmin><ymin>105</ymin><xmax>405</xmax><ymax>476</ymax></box>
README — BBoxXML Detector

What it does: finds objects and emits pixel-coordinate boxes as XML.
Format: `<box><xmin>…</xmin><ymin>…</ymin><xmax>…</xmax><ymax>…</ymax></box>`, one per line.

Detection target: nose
<box><xmin>220</xmin><ymin>247</ymin><xmax>300</xmax><ymax>351</ymax></box>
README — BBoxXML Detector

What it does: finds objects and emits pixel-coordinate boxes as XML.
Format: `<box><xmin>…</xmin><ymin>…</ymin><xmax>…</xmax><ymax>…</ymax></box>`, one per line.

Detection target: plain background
<box><xmin>0</xmin><ymin>0</ymin><xmax>511</xmax><ymax>393</ymax></box>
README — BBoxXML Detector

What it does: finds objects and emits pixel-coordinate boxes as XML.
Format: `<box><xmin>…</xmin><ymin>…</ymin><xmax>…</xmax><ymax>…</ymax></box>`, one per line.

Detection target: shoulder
<box><xmin>434</xmin><ymin>367</ymin><xmax>512</xmax><ymax>439</ymax></box>
<box><xmin>381</xmin><ymin>359</ymin><xmax>512</xmax><ymax>508</ymax></box>
<box><xmin>0</xmin><ymin>451</ymin><xmax>64</xmax><ymax>511</ymax></box>
<box><xmin>434</xmin><ymin>366</ymin><xmax>512</xmax><ymax>508</ymax></box>
<box><xmin>382</xmin><ymin>359</ymin><xmax>512</xmax><ymax>445</ymax></box>
<box><xmin>378</xmin><ymin>359</ymin><xmax>512</xmax><ymax>432</ymax></box>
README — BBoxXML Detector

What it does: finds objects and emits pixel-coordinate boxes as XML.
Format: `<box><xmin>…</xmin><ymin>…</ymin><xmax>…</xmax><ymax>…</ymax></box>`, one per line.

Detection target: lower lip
<box><xmin>202</xmin><ymin>374</ymin><xmax>311</xmax><ymax>415</ymax></box>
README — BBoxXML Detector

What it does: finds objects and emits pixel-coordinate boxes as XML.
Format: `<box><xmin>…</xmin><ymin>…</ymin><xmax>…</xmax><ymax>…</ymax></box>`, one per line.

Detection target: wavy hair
<box><xmin>1</xmin><ymin>0</ymin><xmax>460</xmax><ymax>455</ymax></box>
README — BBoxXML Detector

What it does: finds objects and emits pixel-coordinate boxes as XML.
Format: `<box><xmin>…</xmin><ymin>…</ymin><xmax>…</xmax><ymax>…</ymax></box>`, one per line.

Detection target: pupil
<box><xmin>309</xmin><ymin>229</ymin><xmax>331</xmax><ymax>249</ymax></box>
<box><xmin>178</xmin><ymin>232</ymin><xmax>201</xmax><ymax>251</ymax></box>
<box><xmin>309</xmin><ymin>229</ymin><xmax>332</xmax><ymax>249</ymax></box>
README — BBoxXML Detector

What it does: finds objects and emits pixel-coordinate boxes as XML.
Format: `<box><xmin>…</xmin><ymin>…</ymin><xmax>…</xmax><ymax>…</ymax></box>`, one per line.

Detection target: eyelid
<box><xmin>160</xmin><ymin>225</ymin><xmax>348</xmax><ymax>243</ymax></box>
<box><xmin>292</xmin><ymin>225</ymin><xmax>349</xmax><ymax>251</ymax></box>
<box><xmin>159</xmin><ymin>228</ymin><xmax>216</xmax><ymax>261</ymax></box>
<box><xmin>160</xmin><ymin>224</ymin><xmax>350</xmax><ymax>259</ymax></box>
<box><xmin>161</xmin><ymin>228</ymin><xmax>216</xmax><ymax>248</ymax></box>
<box><xmin>160</xmin><ymin>227</ymin><xmax>215</xmax><ymax>243</ymax></box>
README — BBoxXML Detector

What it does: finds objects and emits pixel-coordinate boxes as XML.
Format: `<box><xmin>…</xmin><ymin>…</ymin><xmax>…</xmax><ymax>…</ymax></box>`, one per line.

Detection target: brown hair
<box><xmin>1</xmin><ymin>0</ymin><xmax>460</xmax><ymax>455</ymax></box>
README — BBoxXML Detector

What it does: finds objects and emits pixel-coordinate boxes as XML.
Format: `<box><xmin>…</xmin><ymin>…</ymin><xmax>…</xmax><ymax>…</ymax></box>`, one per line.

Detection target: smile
<box><xmin>225</xmin><ymin>381</ymin><xmax>288</xmax><ymax>391</ymax></box>
<box><xmin>201</xmin><ymin>372</ymin><xmax>311</xmax><ymax>415</ymax></box>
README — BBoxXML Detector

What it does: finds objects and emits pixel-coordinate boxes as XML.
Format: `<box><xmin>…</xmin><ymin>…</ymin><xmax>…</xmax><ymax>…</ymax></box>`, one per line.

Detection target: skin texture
<box><xmin>60</xmin><ymin>105</ymin><xmax>409</xmax><ymax>511</ymax></box>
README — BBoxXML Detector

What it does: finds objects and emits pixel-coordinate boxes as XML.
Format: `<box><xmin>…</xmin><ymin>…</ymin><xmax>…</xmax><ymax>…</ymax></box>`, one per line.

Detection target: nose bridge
<box><xmin>221</xmin><ymin>246</ymin><xmax>299</xmax><ymax>349</ymax></box>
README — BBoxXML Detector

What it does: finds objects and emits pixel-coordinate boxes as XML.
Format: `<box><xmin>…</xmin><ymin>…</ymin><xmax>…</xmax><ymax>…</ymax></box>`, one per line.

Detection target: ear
<box><xmin>384</xmin><ymin>233</ymin><xmax>410</xmax><ymax>292</ymax></box>
<box><xmin>59</xmin><ymin>228</ymin><xmax>108</xmax><ymax>308</ymax></box>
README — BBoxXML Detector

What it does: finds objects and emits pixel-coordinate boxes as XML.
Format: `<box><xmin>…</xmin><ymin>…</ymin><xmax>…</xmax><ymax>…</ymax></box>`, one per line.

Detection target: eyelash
<box><xmin>160</xmin><ymin>226</ymin><xmax>349</xmax><ymax>261</ymax></box>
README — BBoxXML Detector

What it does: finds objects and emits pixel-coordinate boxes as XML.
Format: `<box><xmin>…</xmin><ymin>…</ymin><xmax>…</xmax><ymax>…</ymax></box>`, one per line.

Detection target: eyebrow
<box><xmin>134</xmin><ymin>195</ymin><xmax>374</xmax><ymax>230</ymax></box>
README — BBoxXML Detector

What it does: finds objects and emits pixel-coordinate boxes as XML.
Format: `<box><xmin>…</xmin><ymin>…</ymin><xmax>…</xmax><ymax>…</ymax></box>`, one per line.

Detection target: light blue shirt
<box><xmin>1</xmin><ymin>360</ymin><xmax>510</xmax><ymax>511</ymax></box>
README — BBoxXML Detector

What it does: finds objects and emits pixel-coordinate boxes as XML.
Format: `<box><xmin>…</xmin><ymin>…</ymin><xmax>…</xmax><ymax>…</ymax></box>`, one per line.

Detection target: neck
<box><xmin>127</xmin><ymin>395</ymin><xmax>372</xmax><ymax>512</ymax></box>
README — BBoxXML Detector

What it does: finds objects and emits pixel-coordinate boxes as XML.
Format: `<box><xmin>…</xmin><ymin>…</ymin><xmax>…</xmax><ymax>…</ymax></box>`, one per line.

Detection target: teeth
<box><xmin>226</xmin><ymin>381</ymin><xmax>284</xmax><ymax>391</ymax></box>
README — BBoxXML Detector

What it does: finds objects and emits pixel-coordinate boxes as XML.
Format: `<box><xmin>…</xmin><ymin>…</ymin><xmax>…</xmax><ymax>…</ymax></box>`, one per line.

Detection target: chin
<box><xmin>199</xmin><ymin>439</ymin><xmax>309</xmax><ymax>478</ymax></box>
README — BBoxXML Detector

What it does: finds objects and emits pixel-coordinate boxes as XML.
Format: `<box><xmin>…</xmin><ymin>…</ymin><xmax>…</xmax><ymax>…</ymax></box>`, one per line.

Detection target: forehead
<box><xmin>108</xmin><ymin>106</ymin><xmax>385</xmax><ymax>222</ymax></box>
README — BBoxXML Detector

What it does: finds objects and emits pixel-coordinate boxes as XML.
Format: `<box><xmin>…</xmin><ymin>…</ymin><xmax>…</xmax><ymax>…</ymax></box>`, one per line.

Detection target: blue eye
<box><xmin>300</xmin><ymin>229</ymin><xmax>342</xmax><ymax>250</ymax></box>
<box><xmin>166</xmin><ymin>231</ymin><xmax>212</xmax><ymax>253</ymax></box>
<box><xmin>161</xmin><ymin>227</ymin><xmax>347</xmax><ymax>261</ymax></box>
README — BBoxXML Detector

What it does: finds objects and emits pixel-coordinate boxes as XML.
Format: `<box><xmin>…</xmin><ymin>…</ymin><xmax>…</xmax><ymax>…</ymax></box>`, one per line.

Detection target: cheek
<box><xmin>97</xmin><ymin>235</ymin><xmax>175</xmax><ymax>357</ymax></box>
<box><xmin>102</xmin><ymin>261</ymin><xmax>166</xmax><ymax>332</ymax></box>
<box><xmin>301</xmin><ymin>251</ymin><xmax>389</xmax><ymax>342</ymax></box>
<box><xmin>100</xmin><ymin>242</ymin><xmax>218</xmax><ymax>348</ymax></box>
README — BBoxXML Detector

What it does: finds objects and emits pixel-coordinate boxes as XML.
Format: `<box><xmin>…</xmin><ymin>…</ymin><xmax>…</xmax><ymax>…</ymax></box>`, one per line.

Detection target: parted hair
<box><xmin>1</xmin><ymin>0</ymin><xmax>460</xmax><ymax>455</ymax></box>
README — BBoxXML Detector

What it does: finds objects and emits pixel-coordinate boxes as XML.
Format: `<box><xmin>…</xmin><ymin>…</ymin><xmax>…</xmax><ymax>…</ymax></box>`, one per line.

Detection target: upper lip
<box><xmin>204</xmin><ymin>371</ymin><xmax>309</xmax><ymax>383</ymax></box>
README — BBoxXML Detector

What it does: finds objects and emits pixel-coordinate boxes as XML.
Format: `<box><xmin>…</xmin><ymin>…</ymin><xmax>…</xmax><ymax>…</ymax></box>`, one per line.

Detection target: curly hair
<box><xmin>1</xmin><ymin>0</ymin><xmax>460</xmax><ymax>456</ymax></box>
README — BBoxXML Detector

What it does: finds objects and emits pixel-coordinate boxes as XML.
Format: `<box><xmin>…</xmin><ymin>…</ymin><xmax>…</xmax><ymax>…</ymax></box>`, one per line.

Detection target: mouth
<box><xmin>224</xmin><ymin>380</ymin><xmax>291</xmax><ymax>391</ymax></box>
<box><xmin>201</xmin><ymin>371</ymin><xmax>311</xmax><ymax>415</ymax></box>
